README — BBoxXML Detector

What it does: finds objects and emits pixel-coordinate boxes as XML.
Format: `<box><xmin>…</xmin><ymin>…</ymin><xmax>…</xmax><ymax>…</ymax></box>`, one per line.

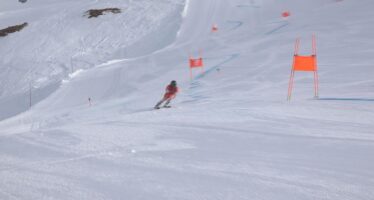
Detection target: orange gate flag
<box><xmin>189</xmin><ymin>57</ymin><xmax>203</xmax><ymax>68</ymax></box>
<box><xmin>189</xmin><ymin>54</ymin><xmax>204</xmax><ymax>80</ymax></box>
<box><xmin>293</xmin><ymin>55</ymin><xmax>317</xmax><ymax>71</ymax></box>
<box><xmin>282</xmin><ymin>11</ymin><xmax>291</xmax><ymax>18</ymax></box>
<box><xmin>211</xmin><ymin>24</ymin><xmax>218</xmax><ymax>32</ymax></box>
<box><xmin>287</xmin><ymin>35</ymin><xmax>319</xmax><ymax>100</ymax></box>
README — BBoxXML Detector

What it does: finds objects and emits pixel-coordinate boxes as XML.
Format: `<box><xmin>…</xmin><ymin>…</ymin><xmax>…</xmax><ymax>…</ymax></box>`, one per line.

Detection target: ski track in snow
<box><xmin>226</xmin><ymin>20</ymin><xmax>244</xmax><ymax>31</ymax></box>
<box><xmin>265</xmin><ymin>21</ymin><xmax>290</xmax><ymax>35</ymax></box>
<box><xmin>196</xmin><ymin>53</ymin><xmax>240</xmax><ymax>80</ymax></box>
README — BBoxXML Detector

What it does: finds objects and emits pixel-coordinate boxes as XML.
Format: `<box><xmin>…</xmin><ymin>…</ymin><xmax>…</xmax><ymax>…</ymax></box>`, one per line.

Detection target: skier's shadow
<box><xmin>317</xmin><ymin>97</ymin><xmax>374</xmax><ymax>102</ymax></box>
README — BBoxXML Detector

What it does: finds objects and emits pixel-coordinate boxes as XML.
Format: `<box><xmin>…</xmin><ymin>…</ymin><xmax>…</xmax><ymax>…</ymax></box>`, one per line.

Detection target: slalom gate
<box><xmin>287</xmin><ymin>35</ymin><xmax>319</xmax><ymax>101</ymax></box>
<box><xmin>189</xmin><ymin>51</ymin><xmax>204</xmax><ymax>80</ymax></box>
<box><xmin>211</xmin><ymin>24</ymin><xmax>218</xmax><ymax>32</ymax></box>
<box><xmin>282</xmin><ymin>11</ymin><xmax>291</xmax><ymax>18</ymax></box>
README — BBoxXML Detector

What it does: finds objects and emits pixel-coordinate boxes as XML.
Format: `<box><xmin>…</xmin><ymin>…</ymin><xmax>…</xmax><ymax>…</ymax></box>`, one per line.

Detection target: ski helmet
<box><xmin>171</xmin><ymin>80</ymin><xmax>177</xmax><ymax>86</ymax></box>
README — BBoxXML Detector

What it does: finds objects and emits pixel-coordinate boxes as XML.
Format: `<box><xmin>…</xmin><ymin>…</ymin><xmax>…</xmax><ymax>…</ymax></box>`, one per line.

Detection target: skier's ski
<box><xmin>154</xmin><ymin>105</ymin><xmax>171</xmax><ymax>110</ymax></box>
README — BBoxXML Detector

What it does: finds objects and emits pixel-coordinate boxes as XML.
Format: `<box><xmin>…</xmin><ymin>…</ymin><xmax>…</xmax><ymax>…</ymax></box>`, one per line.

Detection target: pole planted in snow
<box><xmin>70</xmin><ymin>56</ymin><xmax>74</xmax><ymax>73</ymax></box>
<box><xmin>29</xmin><ymin>81</ymin><xmax>32</xmax><ymax>108</ymax></box>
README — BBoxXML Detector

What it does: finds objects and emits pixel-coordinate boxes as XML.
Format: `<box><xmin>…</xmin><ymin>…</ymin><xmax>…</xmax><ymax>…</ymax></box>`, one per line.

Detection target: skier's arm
<box><xmin>165</xmin><ymin>86</ymin><xmax>171</xmax><ymax>93</ymax></box>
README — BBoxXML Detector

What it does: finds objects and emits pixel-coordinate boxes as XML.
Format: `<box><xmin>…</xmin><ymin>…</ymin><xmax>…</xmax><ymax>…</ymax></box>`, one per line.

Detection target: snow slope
<box><xmin>1</xmin><ymin>0</ymin><xmax>374</xmax><ymax>199</ymax></box>
<box><xmin>0</xmin><ymin>0</ymin><xmax>184</xmax><ymax>120</ymax></box>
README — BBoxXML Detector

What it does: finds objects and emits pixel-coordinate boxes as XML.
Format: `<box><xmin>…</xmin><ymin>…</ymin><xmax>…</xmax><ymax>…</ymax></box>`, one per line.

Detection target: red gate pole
<box><xmin>189</xmin><ymin>57</ymin><xmax>192</xmax><ymax>81</ymax></box>
<box><xmin>314</xmin><ymin>71</ymin><xmax>319</xmax><ymax>98</ymax></box>
<box><xmin>201</xmin><ymin>58</ymin><xmax>205</xmax><ymax>74</ymax></box>
<box><xmin>190</xmin><ymin>67</ymin><xmax>193</xmax><ymax>81</ymax></box>
<box><xmin>189</xmin><ymin>54</ymin><xmax>192</xmax><ymax>81</ymax></box>
<box><xmin>288</xmin><ymin>38</ymin><xmax>300</xmax><ymax>101</ymax></box>
<box><xmin>295</xmin><ymin>38</ymin><xmax>300</xmax><ymax>55</ymax></box>
<box><xmin>199</xmin><ymin>49</ymin><xmax>204</xmax><ymax>74</ymax></box>
<box><xmin>312</xmin><ymin>35</ymin><xmax>319</xmax><ymax>98</ymax></box>
<box><xmin>287</xmin><ymin>69</ymin><xmax>295</xmax><ymax>101</ymax></box>
<box><xmin>312</xmin><ymin>34</ymin><xmax>317</xmax><ymax>55</ymax></box>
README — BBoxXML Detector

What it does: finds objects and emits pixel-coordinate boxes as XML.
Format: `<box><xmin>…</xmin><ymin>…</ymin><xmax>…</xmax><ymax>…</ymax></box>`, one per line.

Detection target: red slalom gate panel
<box><xmin>293</xmin><ymin>55</ymin><xmax>317</xmax><ymax>71</ymax></box>
<box><xmin>189</xmin><ymin>56</ymin><xmax>204</xmax><ymax>80</ymax></box>
<box><xmin>211</xmin><ymin>24</ymin><xmax>218</xmax><ymax>32</ymax></box>
<box><xmin>282</xmin><ymin>11</ymin><xmax>290</xmax><ymax>18</ymax></box>
<box><xmin>189</xmin><ymin>57</ymin><xmax>203</xmax><ymax>68</ymax></box>
<box><xmin>287</xmin><ymin>35</ymin><xmax>319</xmax><ymax>100</ymax></box>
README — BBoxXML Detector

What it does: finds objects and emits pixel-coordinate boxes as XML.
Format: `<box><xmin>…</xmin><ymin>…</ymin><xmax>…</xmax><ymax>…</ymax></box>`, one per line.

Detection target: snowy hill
<box><xmin>0</xmin><ymin>0</ymin><xmax>184</xmax><ymax>120</ymax></box>
<box><xmin>0</xmin><ymin>0</ymin><xmax>374</xmax><ymax>199</ymax></box>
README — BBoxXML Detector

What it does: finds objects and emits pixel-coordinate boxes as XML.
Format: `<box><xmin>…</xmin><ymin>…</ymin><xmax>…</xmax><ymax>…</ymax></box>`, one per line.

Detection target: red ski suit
<box><xmin>164</xmin><ymin>85</ymin><xmax>179</xmax><ymax>99</ymax></box>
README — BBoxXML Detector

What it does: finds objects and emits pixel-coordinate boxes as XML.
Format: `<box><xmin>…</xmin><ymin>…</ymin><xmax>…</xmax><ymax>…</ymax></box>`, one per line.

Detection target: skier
<box><xmin>154</xmin><ymin>80</ymin><xmax>179</xmax><ymax>109</ymax></box>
